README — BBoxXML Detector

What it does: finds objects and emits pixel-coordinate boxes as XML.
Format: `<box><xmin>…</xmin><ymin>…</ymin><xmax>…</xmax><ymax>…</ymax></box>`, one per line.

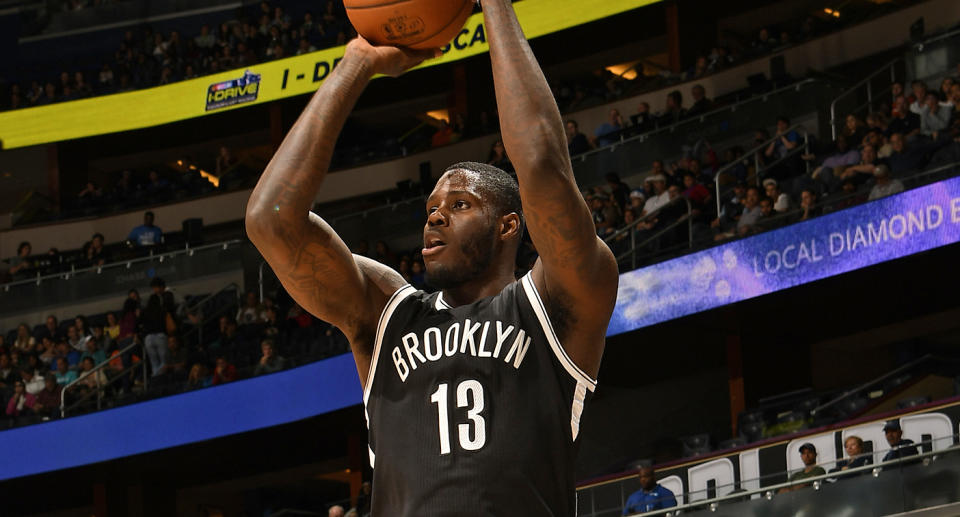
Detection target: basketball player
<box><xmin>246</xmin><ymin>1</ymin><xmax>618</xmax><ymax>514</ymax></box>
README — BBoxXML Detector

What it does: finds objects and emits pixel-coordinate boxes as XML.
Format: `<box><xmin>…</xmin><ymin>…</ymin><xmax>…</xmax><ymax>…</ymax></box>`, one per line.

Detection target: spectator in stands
<box><xmin>681</xmin><ymin>172</ymin><xmax>711</xmax><ymax>216</ymax></box>
<box><xmin>886</xmin><ymin>132</ymin><xmax>929</xmax><ymax>176</ymax></box>
<box><xmin>186</xmin><ymin>363</ymin><xmax>212</xmax><ymax>390</ymax></box>
<box><xmin>237</xmin><ymin>291</ymin><xmax>267</xmax><ymax>326</ymax></box>
<box><xmin>909</xmin><ymin>81</ymin><xmax>928</xmax><ymax>115</ymax></box>
<box><xmin>6</xmin><ymin>379</ymin><xmax>35</xmax><ymax>417</ymax></box>
<box><xmin>605</xmin><ymin>173</ymin><xmax>631</xmax><ymax>211</ymax></box>
<box><xmin>6</xmin><ymin>241</ymin><xmax>33</xmax><ymax>279</ymax></box>
<box><xmin>33</xmin><ymin>373</ymin><xmax>62</xmax><ymax>418</ymax></box>
<box><xmin>105</xmin><ymin>313</ymin><xmax>120</xmax><ymax>342</ymax></box>
<box><xmin>254</xmin><ymin>339</ymin><xmax>287</xmax><ymax>376</ymax></box>
<box><xmin>80</xmin><ymin>336</ymin><xmax>106</xmax><ymax>366</ymax></box>
<box><xmin>593</xmin><ymin>109</ymin><xmax>625</xmax><ymax>147</ymax></box>
<box><xmin>887</xmin><ymin>95</ymin><xmax>922</xmax><ymax>140</ymax></box>
<box><xmin>795</xmin><ymin>188</ymin><xmax>821</xmax><ymax>222</ymax></box>
<box><xmin>565</xmin><ymin>120</ymin><xmax>592</xmax><ymax>156</ymax></box>
<box><xmin>765</xmin><ymin>116</ymin><xmax>800</xmax><ymax>161</ymax></box>
<box><xmin>66</xmin><ymin>325</ymin><xmax>88</xmax><ymax>352</ymax></box>
<box><xmin>781</xmin><ymin>443</ymin><xmax>826</xmax><ymax>492</ymax></box>
<box><xmin>13</xmin><ymin>323</ymin><xmax>36</xmax><ymax>353</ymax></box>
<box><xmin>54</xmin><ymin>357</ymin><xmax>77</xmax><ymax>386</ymax></box>
<box><xmin>868</xmin><ymin>165</ymin><xmax>904</xmax><ymax>201</ymax></box>
<box><xmin>686</xmin><ymin>84</ymin><xmax>713</xmax><ymax>117</ymax></box>
<box><xmin>837</xmin><ymin>143</ymin><xmax>880</xmax><ymax>185</ymax></box>
<box><xmin>212</xmin><ymin>356</ymin><xmax>237</xmax><ymax>385</ymax></box>
<box><xmin>919</xmin><ymin>93</ymin><xmax>953</xmax><ymax>139</ymax></box>
<box><xmin>881</xmin><ymin>420</ymin><xmax>919</xmax><ymax>464</ymax></box>
<box><xmin>19</xmin><ymin>367</ymin><xmax>45</xmax><ymax>396</ymax></box>
<box><xmin>83</xmin><ymin>233</ymin><xmax>110</xmax><ymax>268</ymax></box>
<box><xmin>195</xmin><ymin>24</ymin><xmax>216</xmax><ymax>49</ymax></box>
<box><xmin>660</xmin><ymin>90</ymin><xmax>685</xmax><ymax>126</ymax></box>
<box><xmin>76</xmin><ymin>356</ymin><xmax>107</xmax><ymax>394</ymax></box>
<box><xmin>410</xmin><ymin>261</ymin><xmax>427</xmax><ymax>291</ymax></box>
<box><xmin>753</xmin><ymin>196</ymin><xmax>782</xmax><ymax>233</ymax></box>
<box><xmin>38</xmin><ymin>337</ymin><xmax>57</xmax><ymax>366</ymax></box>
<box><xmin>159</xmin><ymin>335</ymin><xmax>189</xmax><ymax>383</ymax></box>
<box><xmin>762</xmin><ymin>179</ymin><xmax>792</xmax><ymax>213</ymax></box>
<box><xmin>142</xmin><ymin>277</ymin><xmax>175</xmax><ymax>377</ymax></box>
<box><xmin>630</xmin><ymin>102</ymin><xmax>654</xmax><ymax>134</ymax></box>
<box><xmin>128</xmin><ymin>211</ymin><xmax>163</xmax><ymax>247</ymax></box>
<box><xmin>830</xmin><ymin>435</ymin><xmax>870</xmax><ymax>474</ymax></box>
<box><xmin>589</xmin><ymin>194</ymin><xmax>619</xmax><ymax>237</ymax></box>
<box><xmin>38</xmin><ymin>315</ymin><xmax>61</xmax><ymax>343</ymax></box>
<box><xmin>0</xmin><ymin>352</ymin><xmax>15</xmax><ymax>392</ymax></box>
<box><xmin>841</xmin><ymin>114</ymin><xmax>867</xmax><ymax>147</ymax></box>
<box><xmin>641</xmin><ymin>175</ymin><xmax>670</xmax><ymax>217</ymax></box>
<box><xmin>485</xmin><ymin>140</ymin><xmax>513</xmax><ymax>173</ymax></box>
<box><xmin>832</xmin><ymin>179</ymin><xmax>867</xmax><ymax>211</ymax></box>
<box><xmin>622</xmin><ymin>467</ymin><xmax>677</xmax><ymax>515</ymax></box>
<box><xmin>328</xmin><ymin>506</ymin><xmax>345</xmax><ymax>517</ymax></box>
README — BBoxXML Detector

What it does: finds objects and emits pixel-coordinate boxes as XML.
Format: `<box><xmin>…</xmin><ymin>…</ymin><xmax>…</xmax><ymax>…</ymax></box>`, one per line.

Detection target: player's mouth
<box><xmin>422</xmin><ymin>238</ymin><xmax>447</xmax><ymax>257</ymax></box>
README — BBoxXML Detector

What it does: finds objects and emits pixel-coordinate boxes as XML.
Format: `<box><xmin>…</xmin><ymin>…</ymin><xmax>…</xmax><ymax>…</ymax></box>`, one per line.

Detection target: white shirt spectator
<box><xmin>869</xmin><ymin>179</ymin><xmax>905</xmax><ymax>201</ymax></box>
<box><xmin>920</xmin><ymin>104</ymin><xmax>953</xmax><ymax>136</ymax></box>
<box><xmin>24</xmin><ymin>371</ymin><xmax>45</xmax><ymax>395</ymax></box>
<box><xmin>643</xmin><ymin>192</ymin><xmax>671</xmax><ymax>215</ymax></box>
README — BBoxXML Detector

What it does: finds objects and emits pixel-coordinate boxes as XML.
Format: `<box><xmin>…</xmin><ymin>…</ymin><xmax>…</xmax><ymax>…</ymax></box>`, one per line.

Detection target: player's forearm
<box><xmin>246</xmin><ymin>52</ymin><xmax>374</xmax><ymax>239</ymax></box>
<box><xmin>482</xmin><ymin>0</ymin><xmax>568</xmax><ymax>175</ymax></box>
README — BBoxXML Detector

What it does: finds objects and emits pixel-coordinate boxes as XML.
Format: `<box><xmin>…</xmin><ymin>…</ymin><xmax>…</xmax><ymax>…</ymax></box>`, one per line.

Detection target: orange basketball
<box><xmin>344</xmin><ymin>0</ymin><xmax>474</xmax><ymax>50</ymax></box>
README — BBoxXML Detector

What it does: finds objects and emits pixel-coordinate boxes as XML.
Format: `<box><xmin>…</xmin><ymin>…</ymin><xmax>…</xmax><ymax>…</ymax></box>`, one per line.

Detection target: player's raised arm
<box><xmin>482</xmin><ymin>0</ymin><xmax>618</xmax><ymax>378</ymax></box>
<box><xmin>245</xmin><ymin>38</ymin><xmax>438</xmax><ymax>385</ymax></box>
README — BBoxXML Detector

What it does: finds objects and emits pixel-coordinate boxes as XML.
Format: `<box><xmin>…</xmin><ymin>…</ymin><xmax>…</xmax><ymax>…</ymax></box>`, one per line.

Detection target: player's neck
<box><xmin>440</xmin><ymin>267</ymin><xmax>516</xmax><ymax>307</ymax></box>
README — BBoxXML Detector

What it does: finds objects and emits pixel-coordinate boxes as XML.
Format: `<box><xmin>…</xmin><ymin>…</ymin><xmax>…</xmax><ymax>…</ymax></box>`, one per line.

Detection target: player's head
<box><xmin>423</xmin><ymin>162</ymin><xmax>523</xmax><ymax>289</ymax></box>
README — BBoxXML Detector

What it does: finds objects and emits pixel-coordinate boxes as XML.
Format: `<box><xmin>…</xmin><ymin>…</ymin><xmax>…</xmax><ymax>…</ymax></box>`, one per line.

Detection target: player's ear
<box><xmin>499</xmin><ymin>212</ymin><xmax>522</xmax><ymax>241</ymax></box>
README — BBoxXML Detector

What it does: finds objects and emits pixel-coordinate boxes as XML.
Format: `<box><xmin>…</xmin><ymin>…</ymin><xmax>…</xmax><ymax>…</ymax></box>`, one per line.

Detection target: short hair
<box><xmin>566</xmin><ymin>119</ymin><xmax>579</xmax><ymax>129</ymax></box>
<box><xmin>144</xmin><ymin>211</ymin><xmax>154</xmax><ymax>218</ymax></box>
<box><xmin>777</xmin><ymin>115</ymin><xmax>791</xmax><ymax>125</ymax></box>
<box><xmin>150</xmin><ymin>277</ymin><xmax>165</xmax><ymax>288</ymax></box>
<box><xmin>845</xmin><ymin>435</ymin><xmax>864</xmax><ymax>448</ymax></box>
<box><xmin>17</xmin><ymin>241</ymin><xmax>30</xmax><ymax>254</ymax></box>
<box><xmin>92</xmin><ymin>233</ymin><xmax>104</xmax><ymax>241</ymax></box>
<box><xmin>443</xmin><ymin>162</ymin><xmax>522</xmax><ymax>221</ymax></box>
<box><xmin>667</xmin><ymin>90</ymin><xmax>683</xmax><ymax>106</ymax></box>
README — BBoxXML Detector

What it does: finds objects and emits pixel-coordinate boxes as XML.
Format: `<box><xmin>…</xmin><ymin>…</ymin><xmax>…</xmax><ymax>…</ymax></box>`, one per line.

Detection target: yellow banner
<box><xmin>0</xmin><ymin>0</ymin><xmax>660</xmax><ymax>150</ymax></box>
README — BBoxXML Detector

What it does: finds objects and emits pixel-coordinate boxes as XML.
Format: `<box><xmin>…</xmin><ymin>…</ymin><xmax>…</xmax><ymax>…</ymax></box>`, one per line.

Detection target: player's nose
<box><xmin>426</xmin><ymin>207</ymin><xmax>447</xmax><ymax>227</ymax></box>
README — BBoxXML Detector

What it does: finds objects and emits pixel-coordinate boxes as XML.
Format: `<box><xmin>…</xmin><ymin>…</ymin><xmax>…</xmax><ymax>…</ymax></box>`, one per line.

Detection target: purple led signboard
<box><xmin>608</xmin><ymin>175</ymin><xmax>960</xmax><ymax>336</ymax></box>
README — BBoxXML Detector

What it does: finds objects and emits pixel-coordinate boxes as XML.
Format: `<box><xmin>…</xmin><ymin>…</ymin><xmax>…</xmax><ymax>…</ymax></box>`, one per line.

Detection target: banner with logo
<box><xmin>0</xmin><ymin>0</ymin><xmax>660</xmax><ymax>149</ymax></box>
<box><xmin>608</xmin><ymin>175</ymin><xmax>960</xmax><ymax>336</ymax></box>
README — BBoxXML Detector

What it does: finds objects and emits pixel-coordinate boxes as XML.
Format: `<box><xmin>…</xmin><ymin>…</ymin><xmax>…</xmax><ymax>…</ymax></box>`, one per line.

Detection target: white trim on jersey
<box><xmin>435</xmin><ymin>292</ymin><xmax>453</xmax><ymax>311</ymax></box>
<box><xmin>571</xmin><ymin>381</ymin><xmax>587</xmax><ymax>441</ymax></box>
<box><xmin>519</xmin><ymin>272</ymin><xmax>598</xmax><ymax>392</ymax></box>
<box><xmin>368</xmin><ymin>446</ymin><xmax>376</xmax><ymax>468</ymax></box>
<box><xmin>363</xmin><ymin>284</ymin><xmax>418</xmax><ymax>411</ymax></box>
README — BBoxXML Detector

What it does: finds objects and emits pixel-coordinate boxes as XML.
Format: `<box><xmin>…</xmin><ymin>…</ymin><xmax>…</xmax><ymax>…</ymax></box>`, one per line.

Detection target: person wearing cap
<box><xmin>622</xmin><ymin>467</ymin><xmax>677</xmax><ymax>515</ymax></box>
<box><xmin>881</xmin><ymin>420</ymin><xmax>919</xmax><ymax>464</ymax></box>
<box><xmin>762</xmin><ymin>178</ymin><xmax>792</xmax><ymax>213</ymax></box>
<box><xmin>628</xmin><ymin>189</ymin><xmax>646</xmax><ymax>211</ymax></box>
<box><xmin>780</xmin><ymin>443</ymin><xmax>826</xmax><ymax>492</ymax></box>
<box><xmin>641</xmin><ymin>175</ymin><xmax>670</xmax><ymax>216</ymax></box>
<box><xmin>868</xmin><ymin>164</ymin><xmax>905</xmax><ymax>201</ymax></box>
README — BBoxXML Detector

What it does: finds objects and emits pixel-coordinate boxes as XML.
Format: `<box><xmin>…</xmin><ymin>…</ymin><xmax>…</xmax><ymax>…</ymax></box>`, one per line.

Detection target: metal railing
<box><xmin>574</xmin><ymin>79</ymin><xmax>819</xmax><ymax>162</ymax></box>
<box><xmin>603</xmin><ymin>196</ymin><xmax>693</xmax><ymax>270</ymax></box>
<box><xmin>1</xmin><ymin>238</ymin><xmax>245</xmax><ymax>289</ymax></box>
<box><xmin>829</xmin><ymin>58</ymin><xmax>902</xmax><ymax>141</ymax></box>
<box><xmin>180</xmin><ymin>282</ymin><xmax>240</xmax><ymax>347</ymax></box>
<box><xmin>810</xmin><ymin>354</ymin><xmax>932</xmax><ymax>417</ymax></box>
<box><xmin>60</xmin><ymin>338</ymin><xmax>146</xmax><ymax>418</ymax></box>
<box><xmin>712</xmin><ymin>122</ymin><xmax>812</xmax><ymax>216</ymax></box>
<box><xmin>627</xmin><ymin>434</ymin><xmax>960</xmax><ymax>517</ymax></box>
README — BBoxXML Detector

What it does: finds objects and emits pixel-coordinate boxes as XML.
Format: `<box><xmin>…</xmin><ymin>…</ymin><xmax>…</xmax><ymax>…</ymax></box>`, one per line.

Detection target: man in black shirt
<box><xmin>881</xmin><ymin>420</ymin><xmax>919</xmax><ymax>464</ymax></box>
<box><xmin>142</xmin><ymin>277</ymin><xmax>175</xmax><ymax>377</ymax></box>
<box><xmin>565</xmin><ymin>119</ymin><xmax>592</xmax><ymax>156</ymax></box>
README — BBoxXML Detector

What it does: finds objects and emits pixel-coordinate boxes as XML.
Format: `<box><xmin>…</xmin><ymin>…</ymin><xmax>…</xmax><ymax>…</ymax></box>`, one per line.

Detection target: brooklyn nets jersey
<box><xmin>364</xmin><ymin>271</ymin><xmax>597</xmax><ymax>516</ymax></box>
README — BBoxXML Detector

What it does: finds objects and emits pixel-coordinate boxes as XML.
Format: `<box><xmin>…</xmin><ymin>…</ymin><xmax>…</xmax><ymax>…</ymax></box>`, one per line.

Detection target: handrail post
<box><xmin>630</xmin><ymin>226</ymin><xmax>636</xmax><ymax>270</ymax></box>
<box><xmin>258</xmin><ymin>261</ymin><xmax>265</xmax><ymax>303</ymax></box>
<box><xmin>866</xmin><ymin>81</ymin><xmax>873</xmax><ymax>112</ymax></box>
<box><xmin>714</xmin><ymin>173</ymin><xmax>722</xmax><ymax>220</ymax></box>
<box><xmin>686</xmin><ymin>199</ymin><xmax>693</xmax><ymax>250</ymax></box>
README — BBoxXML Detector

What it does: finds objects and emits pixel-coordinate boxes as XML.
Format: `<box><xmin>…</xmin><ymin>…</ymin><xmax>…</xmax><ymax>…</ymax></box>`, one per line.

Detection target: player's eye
<box><xmin>427</xmin><ymin>206</ymin><xmax>438</xmax><ymax>214</ymax></box>
<box><xmin>454</xmin><ymin>200</ymin><xmax>468</xmax><ymax>209</ymax></box>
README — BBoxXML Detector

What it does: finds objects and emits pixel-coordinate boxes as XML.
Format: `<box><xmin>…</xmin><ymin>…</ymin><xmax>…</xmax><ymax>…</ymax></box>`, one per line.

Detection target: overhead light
<box><xmin>177</xmin><ymin>160</ymin><xmax>183</xmax><ymax>166</ymax></box>
<box><xmin>606</xmin><ymin>62</ymin><xmax>640</xmax><ymax>80</ymax></box>
<box><xmin>188</xmin><ymin>164</ymin><xmax>197</xmax><ymax>170</ymax></box>
<box><xmin>824</xmin><ymin>8</ymin><xmax>834</xmax><ymax>14</ymax></box>
<box><xmin>426</xmin><ymin>109</ymin><xmax>449</xmax><ymax>122</ymax></box>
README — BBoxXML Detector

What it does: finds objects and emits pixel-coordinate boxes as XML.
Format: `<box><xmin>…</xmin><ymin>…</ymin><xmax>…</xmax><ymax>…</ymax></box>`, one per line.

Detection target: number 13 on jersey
<box><xmin>430</xmin><ymin>379</ymin><xmax>487</xmax><ymax>455</ymax></box>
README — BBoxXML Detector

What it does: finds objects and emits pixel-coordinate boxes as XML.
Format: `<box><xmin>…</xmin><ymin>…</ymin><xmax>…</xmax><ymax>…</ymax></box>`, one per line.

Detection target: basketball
<box><xmin>344</xmin><ymin>0</ymin><xmax>474</xmax><ymax>50</ymax></box>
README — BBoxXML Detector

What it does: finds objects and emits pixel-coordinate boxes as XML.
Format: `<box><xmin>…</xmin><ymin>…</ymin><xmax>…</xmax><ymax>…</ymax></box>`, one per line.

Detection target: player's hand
<box><xmin>347</xmin><ymin>36</ymin><xmax>442</xmax><ymax>78</ymax></box>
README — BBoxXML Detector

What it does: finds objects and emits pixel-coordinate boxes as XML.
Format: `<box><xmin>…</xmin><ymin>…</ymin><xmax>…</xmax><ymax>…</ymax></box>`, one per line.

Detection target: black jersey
<box><xmin>364</xmin><ymin>272</ymin><xmax>597</xmax><ymax>517</ymax></box>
